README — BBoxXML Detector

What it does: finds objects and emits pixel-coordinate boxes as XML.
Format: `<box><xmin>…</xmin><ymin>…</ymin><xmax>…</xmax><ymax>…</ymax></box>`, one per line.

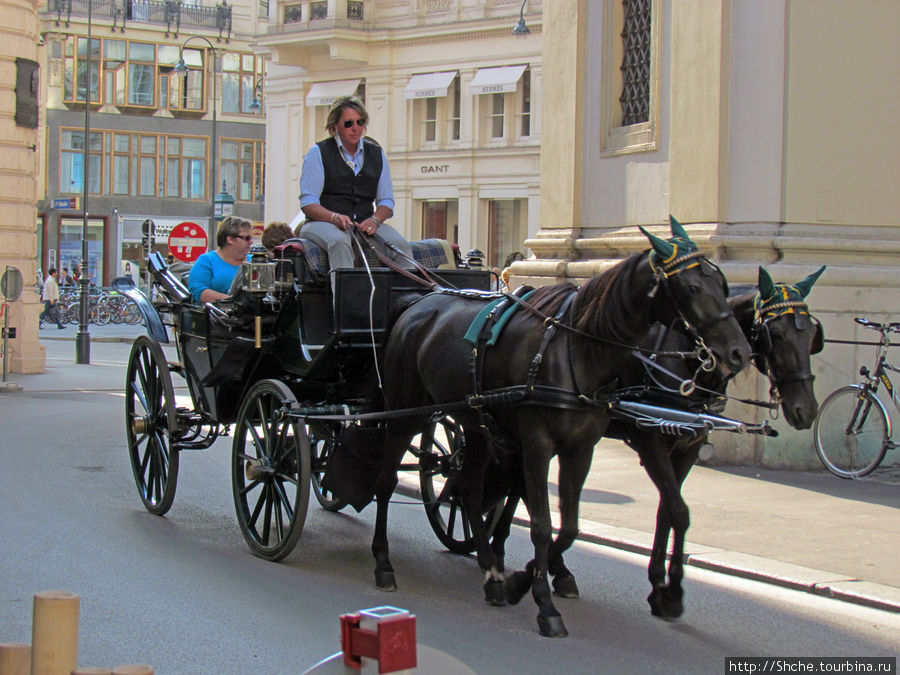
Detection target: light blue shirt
<box><xmin>188</xmin><ymin>250</ymin><xmax>241</xmax><ymax>303</ymax></box>
<box><xmin>299</xmin><ymin>136</ymin><xmax>394</xmax><ymax>211</ymax></box>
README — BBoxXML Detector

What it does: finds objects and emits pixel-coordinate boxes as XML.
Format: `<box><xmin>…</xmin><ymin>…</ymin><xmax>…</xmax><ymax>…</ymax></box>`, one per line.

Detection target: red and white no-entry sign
<box><xmin>168</xmin><ymin>222</ymin><xmax>208</xmax><ymax>263</ymax></box>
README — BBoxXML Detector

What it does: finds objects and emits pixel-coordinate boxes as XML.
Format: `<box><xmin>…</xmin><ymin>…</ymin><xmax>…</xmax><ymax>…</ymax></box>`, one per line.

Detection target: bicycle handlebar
<box><xmin>854</xmin><ymin>317</ymin><xmax>900</xmax><ymax>333</ymax></box>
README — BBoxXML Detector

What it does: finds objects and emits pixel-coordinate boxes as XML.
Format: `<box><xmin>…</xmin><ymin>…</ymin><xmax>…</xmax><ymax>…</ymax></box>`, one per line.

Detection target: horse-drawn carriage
<box><xmin>116</xmin><ymin>219</ymin><xmax>824</xmax><ymax>638</ymax></box>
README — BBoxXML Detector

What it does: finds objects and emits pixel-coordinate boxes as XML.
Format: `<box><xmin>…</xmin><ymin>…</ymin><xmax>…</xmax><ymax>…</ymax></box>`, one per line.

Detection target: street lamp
<box><xmin>76</xmin><ymin>0</ymin><xmax>95</xmax><ymax>364</ymax></box>
<box><xmin>175</xmin><ymin>35</ymin><xmax>219</xmax><ymax>241</ymax></box>
<box><xmin>214</xmin><ymin>179</ymin><xmax>235</xmax><ymax>220</ymax></box>
<box><xmin>512</xmin><ymin>0</ymin><xmax>530</xmax><ymax>37</ymax></box>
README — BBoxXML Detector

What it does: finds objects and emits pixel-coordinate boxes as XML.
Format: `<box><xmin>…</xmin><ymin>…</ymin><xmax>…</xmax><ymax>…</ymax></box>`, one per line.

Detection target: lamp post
<box><xmin>248</xmin><ymin>78</ymin><xmax>263</xmax><ymax>113</ymax></box>
<box><xmin>76</xmin><ymin>0</ymin><xmax>94</xmax><ymax>364</ymax></box>
<box><xmin>175</xmin><ymin>36</ymin><xmax>220</xmax><ymax>242</ymax></box>
<box><xmin>512</xmin><ymin>0</ymin><xmax>530</xmax><ymax>36</ymax></box>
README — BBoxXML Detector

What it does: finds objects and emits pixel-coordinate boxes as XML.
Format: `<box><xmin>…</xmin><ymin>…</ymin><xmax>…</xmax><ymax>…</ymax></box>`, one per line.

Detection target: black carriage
<box><xmin>116</xmin><ymin>236</ymin><xmax>494</xmax><ymax>561</ymax></box>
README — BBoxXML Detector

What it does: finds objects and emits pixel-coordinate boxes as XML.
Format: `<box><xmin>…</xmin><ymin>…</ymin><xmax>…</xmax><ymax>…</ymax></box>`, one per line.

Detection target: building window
<box><xmin>449</xmin><ymin>75</ymin><xmax>460</xmax><ymax>141</ymax></box>
<box><xmin>220</xmin><ymin>139</ymin><xmax>266</xmax><ymax>202</ymax></box>
<box><xmin>60</xmin><ymin>128</ymin><xmax>221</xmax><ymax>201</ymax></box>
<box><xmin>347</xmin><ymin>1</ymin><xmax>363</xmax><ymax>20</ymax></box>
<box><xmin>488</xmin><ymin>199</ymin><xmax>526</xmax><ymax>269</ymax></box>
<box><xmin>127</xmin><ymin>41</ymin><xmax>156</xmax><ymax>107</ymax></box>
<box><xmin>168</xmin><ymin>47</ymin><xmax>206</xmax><ymax>112</ymax></box>
<box><xmin>424</xmin><ymin>98</ymin><xmax>437</xmax><ymax>143</ymax></box>
<box><xmin>520</xmin><ymin>68</ymin><xmax>531</xmax><ymax>137</ymax></box>
<box><xmin>490</xmin><ymin>93</ymin><xmax>504</xmax><ymax>138</ymax></box>
<box><xmin>620</xmin><ymin>0</ymin><xmax>651</xmax><ymax>126</ymax></box>
<box><xmin>310</xmin><ymin>1</ymin><xmax>327</xmax><ymax>20</ymax></box>
<box><xmin>600</xmin><ymin>0</ymin><xmax>660</xmax><ymax>155</ymax></box>
<box><xmin>284</xmin><ymin>4</ymin><xmax>302</xmax><ymax>23</ymax></box>
<box><xmin>64</xmin><ymin>36</ymin><xmax>101</xmax><ymax>103</ymax></box>
<box><xmin>222</xmin><ymin>52</ymin><xmax>265</xmax><ymax>114</ymax></box>
<box><xmin>60</xmin><ymin>129</ymin><xmax>102</xmax><ymax>194</ymax></box>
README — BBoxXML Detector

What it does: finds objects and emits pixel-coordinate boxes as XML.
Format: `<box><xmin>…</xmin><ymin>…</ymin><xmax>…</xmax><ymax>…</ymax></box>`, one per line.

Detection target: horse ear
<box><xmin>669</xmin><ymin>215</ymin><xmax>694</xmax><ymax>245</ymax></box>
<box><xmin>794</xmin><ymin>265</ymin><xmax>826</xmax><ymax>299</ymax></box>
<box><xmin>640</xmin><ymin>226</ymin><xmax>674</xmax><ymax>259</ymax></box>
<box><xmin>758</xmin><ymin>266</ymin><xmax>776</xmax><ymax>301</ymax></box>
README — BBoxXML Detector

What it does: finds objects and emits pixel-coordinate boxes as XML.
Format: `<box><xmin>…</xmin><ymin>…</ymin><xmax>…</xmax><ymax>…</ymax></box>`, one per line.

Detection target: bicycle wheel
<box><xmin>814</xmin><ymin>385</ymin><xmax>888</xmax><ymax>478</ymax></box>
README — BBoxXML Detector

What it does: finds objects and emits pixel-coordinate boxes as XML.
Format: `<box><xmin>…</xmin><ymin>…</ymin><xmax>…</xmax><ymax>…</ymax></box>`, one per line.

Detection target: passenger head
<box><xmin>216</xmin><ymin>216</ymin><xmax>252</xmax><ymax>249</ymax></box>
<box><xmin>261</xmin><ymin>221</ymin><xmax>293</xmax><ymax>250</ymax></box>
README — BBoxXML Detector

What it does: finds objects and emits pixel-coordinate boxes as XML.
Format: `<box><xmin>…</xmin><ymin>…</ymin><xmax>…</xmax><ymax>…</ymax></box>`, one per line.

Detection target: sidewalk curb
<box><xmin>395</xmin><ymin>479</ymin><xmax>900</xmax><ymax>615</ymax></box>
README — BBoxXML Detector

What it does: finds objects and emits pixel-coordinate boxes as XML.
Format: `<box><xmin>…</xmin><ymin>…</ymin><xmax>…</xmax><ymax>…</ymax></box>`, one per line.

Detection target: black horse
<box><xmin>370</xmin><ymin>218</ymin><xmax>751</xmax><ymax>637</ymax></box>
<box><xmin>492</xmin><ymin>265</ymin><xmax>826</xmax><ymax>621</ymax></box>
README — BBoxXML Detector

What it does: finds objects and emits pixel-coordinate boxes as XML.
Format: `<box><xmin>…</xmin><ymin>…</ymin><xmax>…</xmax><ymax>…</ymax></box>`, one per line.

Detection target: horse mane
<box><xmin>573</xmin><ymin>253</ymin><xmax>649</xmax><ymax>343</ymax></box>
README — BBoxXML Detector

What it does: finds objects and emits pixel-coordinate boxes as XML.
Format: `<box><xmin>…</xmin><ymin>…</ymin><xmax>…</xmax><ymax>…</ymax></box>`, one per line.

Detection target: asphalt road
<box><xmin>0</xmin><ymin>340</ymin><xmax>898</xmax><ymax>673</ymax></box>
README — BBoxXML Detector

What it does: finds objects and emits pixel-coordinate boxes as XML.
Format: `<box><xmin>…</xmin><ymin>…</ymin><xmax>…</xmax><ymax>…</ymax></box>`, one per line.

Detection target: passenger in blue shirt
<box><xmin>299</xmin><ymin>96</ymin><xmax>413</xmax><ymax>271</ymax></box>
<box><xmin>188</xmin><ymin>216</ymin><xmax>253</xmax><ymax>303</ymax></box>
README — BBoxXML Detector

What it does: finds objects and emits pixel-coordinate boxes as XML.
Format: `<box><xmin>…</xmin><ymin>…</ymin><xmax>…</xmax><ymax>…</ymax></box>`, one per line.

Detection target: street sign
<box><xmin>168</xmin><ymin>222</ymin><xmax>208</xmax><ymax>263</ymax></box>
<box><xmin>53</xmin><ymin>197</ymin><xmax>80</xmax><ymax>210</ymax></box>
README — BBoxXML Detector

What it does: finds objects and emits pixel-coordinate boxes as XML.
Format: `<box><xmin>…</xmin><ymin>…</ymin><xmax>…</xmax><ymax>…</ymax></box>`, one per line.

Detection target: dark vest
<box><xmin>318</xmin><ymin>138</ymin><xmax>382</xmax><ymax>222</ymax></box>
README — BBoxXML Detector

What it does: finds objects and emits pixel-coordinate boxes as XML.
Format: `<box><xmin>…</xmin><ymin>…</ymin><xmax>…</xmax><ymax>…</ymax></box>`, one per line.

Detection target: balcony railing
<box><xmin>49</xmin><ymin>0</ymin><xmax>233</xmax><ymax>41</ymax></box>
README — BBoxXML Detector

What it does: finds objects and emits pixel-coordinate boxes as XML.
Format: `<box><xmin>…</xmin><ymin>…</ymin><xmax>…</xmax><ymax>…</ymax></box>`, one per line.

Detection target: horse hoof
<box><xmin>647</xmin><ymin>588</ymin><xmax>683</xmax><ymax>619</ymax></box>
<box><xmin>537</xmin><ymin>614</ymin><xmax>568</xmax><ymax>638</ymax></box>
<box><xmin>484</xmin><ymin>578</ymin><xmax>506</xmax><ymax>606</ymax></box>
<box><xmin>375</xmin><ymin>570</ymin><xmax>397</xmax><ymax>591</ymax></box>
<box><xmin>552</xmin><ymin>573</ymin><xmax>580</xmax><ymax>599</ymax></box>
<box><xmin>503</xmin><ymin>571</ymin><xmax>532</xmax><ymax>606</ymax></box>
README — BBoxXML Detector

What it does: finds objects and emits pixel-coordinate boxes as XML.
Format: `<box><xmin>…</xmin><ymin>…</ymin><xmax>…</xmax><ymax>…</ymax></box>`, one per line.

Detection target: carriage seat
<box><xmin>277</xmin><ymin>237</ymin><xmax>459</xmax><ymax>282</ymax></box>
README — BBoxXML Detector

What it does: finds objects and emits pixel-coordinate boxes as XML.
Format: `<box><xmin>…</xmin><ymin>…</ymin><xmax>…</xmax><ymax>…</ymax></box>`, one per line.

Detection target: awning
<box><xmin>305</xmin><ymin>79</ymin><xmax>361</xmax><ymax>107</ymax></box>
<box><xmin>469</xmin><ymin>66</ymin><xmax>527</xmax><ymax>94</ymax></box>
<box><xmin>469</xmin><ymin>65</ymin><xmax>527</xmax><ymax>95</ymax></box>
<box><xmin>403</xmin><ymin>71</ymin><xmax>458</xmax><ymax>99</ymax></box>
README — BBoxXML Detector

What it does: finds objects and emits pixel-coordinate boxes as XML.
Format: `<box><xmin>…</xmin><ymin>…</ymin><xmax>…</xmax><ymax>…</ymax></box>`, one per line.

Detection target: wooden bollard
<box><xmin>0</xmin><ymin>643</ymin><xmax>31</xmax><ymax>675</ymax></box>
<box><xmin>31</xmin><ymin>591</ymin><xmax>79</xmax><ymax>675</ymax></box>
<box><xmin>111</xmin><ymin>666</ymin><xmax>154</xmax><ymax>675</ymax></box>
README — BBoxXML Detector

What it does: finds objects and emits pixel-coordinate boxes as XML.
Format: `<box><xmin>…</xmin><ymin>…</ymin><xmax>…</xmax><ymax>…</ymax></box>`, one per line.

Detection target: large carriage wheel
<box><xmin>417</xmin><ymin>416</ymin><xmax>503</xmax><ymax>554</ymax></box>
<box><xmin>308</xmin><ymin>422</ymin><xmax>347</xmax><ymax>512</ymax></box>
<box><xmin>232</xmin><ymin>379</ymin><xmax>311</xmax><ymax>561</ymax></box>
<box><xmin>125</xmin><ymin>335</ymin><xmax>180</xmax><ymax>516</ymax></box>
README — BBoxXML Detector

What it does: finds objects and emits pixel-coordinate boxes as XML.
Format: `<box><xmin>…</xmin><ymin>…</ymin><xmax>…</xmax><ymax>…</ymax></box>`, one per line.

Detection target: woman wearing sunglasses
<box><xmin>187</xmin><ymin>215</ymin><xmax>254</xmax><ymax>303</ymax></box>
<box><xmin>298</xmin><ymin>96</ymin><xmax>413</xmax><ymax>271</ymax></box>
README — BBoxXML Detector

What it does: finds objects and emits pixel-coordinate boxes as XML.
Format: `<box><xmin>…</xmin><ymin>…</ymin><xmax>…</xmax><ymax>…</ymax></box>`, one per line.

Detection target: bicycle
<box><xmin>813</xmin><ymin>317</ymin><xmax>900</xmax><ymax>478</ymax></box>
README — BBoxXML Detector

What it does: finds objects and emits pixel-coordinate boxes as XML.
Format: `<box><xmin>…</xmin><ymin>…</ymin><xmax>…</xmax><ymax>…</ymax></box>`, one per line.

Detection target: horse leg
<box><xmin>456</xmin><ymin>428</ymin><xmax>506</xmax><ymax>606</ymax></box>
<box><xmin>636</xmin><ymin>433</ymin><xmax>697</xmax><ymax>618</ymax></box>
<box><xmin>505</xmin><ymin>450</ymin><xmax>567</xmax><ymax>638</ymax></box>
<box><xmin>371</xmin><ymin>423</ymin><xmax>418</xmax><ymax>591</ymax></box>
<box><xmin>548</xmin><ymin>449</ymin><xmax>593</xmax><ymax>599</ymax></box>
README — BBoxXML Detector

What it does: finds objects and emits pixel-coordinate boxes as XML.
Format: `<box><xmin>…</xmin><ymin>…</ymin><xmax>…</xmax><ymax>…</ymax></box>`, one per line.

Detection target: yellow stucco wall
<box><xmin>783</xmin><ymin>0</ymin><xmax>900</xmax><ymax>227</ymax></box>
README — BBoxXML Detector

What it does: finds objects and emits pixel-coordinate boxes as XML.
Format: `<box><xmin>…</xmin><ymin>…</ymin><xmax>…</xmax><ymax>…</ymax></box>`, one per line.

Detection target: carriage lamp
<box><xmin>465</xmin><ymin>249</ymin><xmax>485</xmax><ymax>268</ymax></box>
<box><xmin>241</xmin><ymin>246</ymin><xmax>276</xmax><ymax>296</ymax></box>
<box><xmin>241</xmin><ymin>246</ymin><xmax>276</xmax><ymax>349</ymax></box>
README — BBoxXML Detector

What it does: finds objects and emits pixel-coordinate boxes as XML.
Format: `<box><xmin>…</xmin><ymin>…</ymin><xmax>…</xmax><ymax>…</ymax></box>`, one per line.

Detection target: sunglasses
<box><xmin>342</xmin><ymin>118</ymin><xmax>367</xmax><ymax>129</ymax></box>
<box><xmin>232</xmin><ymin>234</ymin><xmax>252</xmax><ymax>242</ymax></box>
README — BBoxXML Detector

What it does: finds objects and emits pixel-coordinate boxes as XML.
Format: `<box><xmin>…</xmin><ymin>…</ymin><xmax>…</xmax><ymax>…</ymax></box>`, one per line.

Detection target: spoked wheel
<box><xmin>814</xmin><ymin>385</ymin><xmax>889</xmax><ymax>478</ymax></box>
<box><xmin>418</xmin><ymin>416</ymin><xmax>503</xmax><ymax>554</ymax></box>
<box><xmin>125</xmin><ymin>335</ymin><xmax>180</xmax><ymax>516</ymax></box>
<box><xmin>232</xmin><ymin>379</ymin><xmax>311</xmax><ymax>561</ymax></box>
<box><xmin>309</xmin><ymin>422</ymin><xmax>347</xmax><ymax>512</ymax></box>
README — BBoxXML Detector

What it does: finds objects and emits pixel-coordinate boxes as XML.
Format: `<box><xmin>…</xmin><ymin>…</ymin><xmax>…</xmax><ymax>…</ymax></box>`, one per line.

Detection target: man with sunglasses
<box><xmin>299</xmin><ymin>96</ymin><xmax>413</xmax><ymax>271</ymax></box>
<box><xmin>187</xmin><ymin>215</ymin><xmax>254</xmax><ymax>303</ymax></box>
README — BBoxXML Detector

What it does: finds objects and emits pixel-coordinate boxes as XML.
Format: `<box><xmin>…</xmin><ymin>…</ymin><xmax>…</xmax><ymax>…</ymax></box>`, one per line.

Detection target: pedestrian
<box><xmin>39</xmin><ymin>267</ymin><xmax>64</xmax><ymax>329</ymax></box>
<box><xmin>59</xmin><ymin>267</ymin><xmax>73</xmax><ymax>287</ymax></box>
<box><xmin>298</xmin><ymin>96</ymin><xmax>414</xmax><ymax>271</ymax></box>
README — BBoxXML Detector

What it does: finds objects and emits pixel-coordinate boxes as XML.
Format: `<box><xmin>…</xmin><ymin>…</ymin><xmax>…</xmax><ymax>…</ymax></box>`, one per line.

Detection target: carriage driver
<box><xmin>298</xmin><ymin>96</ymin><xmax>414</xmax><ymax>271</ymax></box>
<box><xmin>187</xmin><ymin>216</ymin><xmax>254</xmax><ymax>303</ymax></box>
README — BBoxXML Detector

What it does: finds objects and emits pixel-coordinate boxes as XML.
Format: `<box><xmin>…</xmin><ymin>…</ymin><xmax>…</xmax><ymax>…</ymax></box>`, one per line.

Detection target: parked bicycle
<box><xmin>813</xmin><ymin>317</ymin><xmax>900</xmax><ymax>478</ymax></box>
<box><xmin>56</xmin><ymin>287</ymin><xmax>143</xmax><ymax>327</ymax></box>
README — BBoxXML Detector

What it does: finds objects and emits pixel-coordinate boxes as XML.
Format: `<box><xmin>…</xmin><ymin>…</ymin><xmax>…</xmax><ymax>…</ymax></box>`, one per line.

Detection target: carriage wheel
<box><xmin>309</xmin><ymin>422</ymin><xmax>347</xmax><ymax>512</ymax></box>
<box><xmin>417</xmin><ymin>417</ymin><xmax>503</xmax><ymax>554</ymax></box>
<box><xmin>125</xmin><ymin>335</ymin><xmax>180</xmax><ymax>516</ymax></box>
<box><xmin>232</xmin><ymin>379</ymin><xmax>311</xmax><ymax>562</ymax></box>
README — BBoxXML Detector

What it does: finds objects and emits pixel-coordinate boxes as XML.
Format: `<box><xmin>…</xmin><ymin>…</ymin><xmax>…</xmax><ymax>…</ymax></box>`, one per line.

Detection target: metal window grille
<box><xmin>347</xmin><ymin>1</ymin><xmax>363</xmax><ymax>20</ymax></box>
<box><xmin>283</xmin><ymin>3</ymin><xmax>301</xmax><ymax>23</ymax></box>
<box><xmin>619</xmin><ymin>0</ymin><xmax>651</xmax><ymax>126</ymax></box>
<box><xmin>310</xmin><ymin>1</ymin><xmax>327</xmax><ymax>20</ymax></box>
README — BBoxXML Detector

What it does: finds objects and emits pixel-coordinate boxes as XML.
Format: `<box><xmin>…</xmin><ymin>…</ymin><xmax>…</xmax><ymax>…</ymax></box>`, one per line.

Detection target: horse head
<box><xmin>639</xmin><ymin>216</ymin><xmax>751</xmax><ymax>376</ymax></box>
<box><xmin>750</xmin><ymin>265</ymin><xmax>825</xmax><ymax>429</ymax></box>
